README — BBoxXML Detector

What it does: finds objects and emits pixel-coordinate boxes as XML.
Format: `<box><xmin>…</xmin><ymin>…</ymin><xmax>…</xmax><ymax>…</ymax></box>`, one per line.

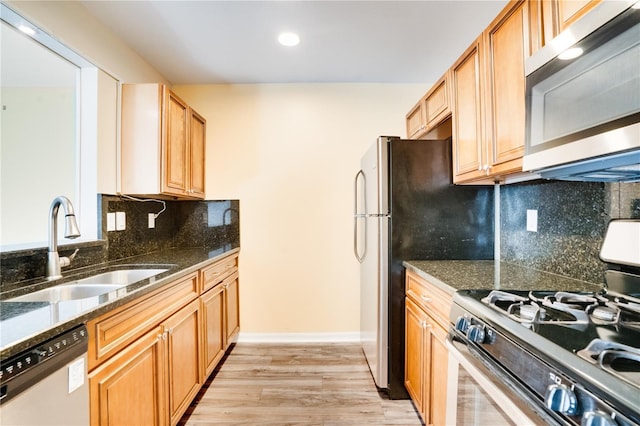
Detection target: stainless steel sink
<box><xmin>7</xmin><ymin>267</ymin><xmax>170</xmax><ymax>302</ymax></box>
<box><xmin>72</xmin><ymin>268</ymin><xmax>170</xmax><ymax>285</ymax></box>
<box><xmin>9</xmin><ymin>284</ymin><xmax>127</xmax><ymax>302</ymax></box>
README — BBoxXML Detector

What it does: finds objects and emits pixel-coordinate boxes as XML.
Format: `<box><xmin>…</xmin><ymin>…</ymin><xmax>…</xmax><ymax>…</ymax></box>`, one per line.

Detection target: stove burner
<box><xmin>481</xmin><ymin>290</ymin><xmax>640</xmax><ymax>329</ymax></box>
<box><xmin>519</xmin><ymin>303</ymin><xmax>545</xmax><ymax>321</ymax></box>
<box><xmin>577</xmin><ymin>339</ymin><xmax>640</xmax><ymax>387</ymax></box>
<box><xmin>590</xmin><ymin>305</ymin><xmax>619</xmax><ymax>322</ymax></box>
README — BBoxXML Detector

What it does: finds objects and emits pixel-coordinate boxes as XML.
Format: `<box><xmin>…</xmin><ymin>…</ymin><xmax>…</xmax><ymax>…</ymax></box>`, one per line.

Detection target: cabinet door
<box><xmin>406</xmin><ymin>100</ymin><xmax>426</xmax><ymax>139</ymax></box>
<box><xmin>484</xmin><ymin>0</ymin><xmax>526</xmax><ymax>175</ymax></box>
<box><xmin>426</xmin><ymin>320</ymin><xmax>449</xmax><ymax>426</ymax></box>
<box><xmin>89</xmin><ymin>326</ymin><xmax>167</xmax><ymax>426</ymax></box>
<box><xmin>425</xmin><ymin>73</ymin><xmax>451</xmax><ymax>130</ymax></box>
<box><xmin>452</xmin><ymin>37</ymin><xmax>486</xmax><ymax>183</ymax></box>
<box><xmin>405</xmin><ymin>297</ymin><xmax>426</xmax><ymax>421</ymax></box>
<box><xmin>165</xmin><ymin>299</ymin><xmax>202</xmax><ymax>426</ymax></box>
<box><xmin>201</xmin><ymin>284</ymin><xmax>226</xmax><ymax>377</ymax></box>
<box><xmin>162</xmin><ymin>88</ymin><xmax>189</xmax><ymax>196</ymax></box>
<box><xmin>556</xmin><ymin>0</ymin><xmax>601</xmax><ymax>33</ymax></box>
<box><xmin>224</xmin><ymin>273</ymin><xmax>240</xmax><ymax>345</ymax></box>
<box><xmin>189</xmin><ymin>109</ymin><xmax>206</xmax><ymax>198</ymax></box>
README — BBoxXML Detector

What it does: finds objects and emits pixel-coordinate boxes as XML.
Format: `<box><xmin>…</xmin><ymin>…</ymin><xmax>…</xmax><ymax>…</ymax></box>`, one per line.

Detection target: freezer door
<box><xmin>361</xmin><ymin>137</ymin><xmax>389</xmax><ymax>216</ymax></box>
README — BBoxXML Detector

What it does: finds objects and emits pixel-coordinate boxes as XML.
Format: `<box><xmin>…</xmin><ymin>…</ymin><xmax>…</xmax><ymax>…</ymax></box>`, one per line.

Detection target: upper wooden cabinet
<box><xmin>528</xmin><ymin>0</ymin><xmax>602</xmax><ymax>55</ymax></box>
<box><xmin>451</xmin><ymin>37</ymin><xmax>486</xmax><ymax>183</ymax></box>
<box><xmin>556</xmin><ymin>0</ymin><xmax>601</xmax><ymax>31</ymax></box>
<box><xmin>121</xmin><ymin>84</ymin><xmax>206</xmax><ymax>199</ymax></box>
<box><xmin>406</xmin><ymin>71</ymin><xmax>452</xmax><ymax>139</ymax></box>
<box><xmin>483</xmin><ymin>0</ymin><xmax>528</xmax><ymax>176</ymax></box>
<box><xmin>452</xmin><ymin>1</ymin><xmax>529</xmax><ymax>184</ymax></box>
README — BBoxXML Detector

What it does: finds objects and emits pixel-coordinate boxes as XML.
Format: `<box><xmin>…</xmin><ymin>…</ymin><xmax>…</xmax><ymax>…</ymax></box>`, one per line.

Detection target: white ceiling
<box><xmin>79</xmin><ymin>0</ymin><xmax>508</xmax><ymax>85</ymax></box>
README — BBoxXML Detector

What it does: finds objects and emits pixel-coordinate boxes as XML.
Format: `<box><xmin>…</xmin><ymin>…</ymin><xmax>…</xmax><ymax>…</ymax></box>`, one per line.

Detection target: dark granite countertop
<box><xmin>403</xmin><ymin>260</ymin><xmax>604</xmax><ymax>296</ymax></box>
<box><xmin>0</xmin><ymin>244</ymin><xmax>239</xmax><ymax>360</ymax></box>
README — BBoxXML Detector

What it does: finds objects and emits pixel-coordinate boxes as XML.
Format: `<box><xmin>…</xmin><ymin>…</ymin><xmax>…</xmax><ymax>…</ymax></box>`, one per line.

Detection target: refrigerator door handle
<box><xmin>354</xmin><ymin>170</ymin><xmax>367</xmax><ymax>263</ymax></box>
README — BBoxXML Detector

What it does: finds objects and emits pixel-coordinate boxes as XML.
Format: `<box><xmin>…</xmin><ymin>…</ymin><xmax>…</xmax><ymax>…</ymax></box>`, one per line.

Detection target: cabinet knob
<box><xmin>420</xmin><ymin>295</ymin><xmax>432</xmax><ymax>303</ymax></box>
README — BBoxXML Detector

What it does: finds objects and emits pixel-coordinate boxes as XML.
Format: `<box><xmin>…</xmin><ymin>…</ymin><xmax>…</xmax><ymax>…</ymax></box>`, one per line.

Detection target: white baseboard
<box><xmin>237</xmin><ymin>332</ymin><xmax>360</xmax><ymax>343</ymax></box>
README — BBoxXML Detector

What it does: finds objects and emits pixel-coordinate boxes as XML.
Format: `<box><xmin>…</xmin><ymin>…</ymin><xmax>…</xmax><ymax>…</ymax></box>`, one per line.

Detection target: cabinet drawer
<box><xmin>406</xmin><ymin>270</ymin><xmax>452</xmax><ymax>328</ymax></box>
<box><xmin>88</xmin><ymin>272</ymin><xmax>199</xmax><ymax>370</ymax></box>
<box><xmin>201</xmin><ymin>254</ymin><xmax>238</xmax><ymax>293</ymax></box>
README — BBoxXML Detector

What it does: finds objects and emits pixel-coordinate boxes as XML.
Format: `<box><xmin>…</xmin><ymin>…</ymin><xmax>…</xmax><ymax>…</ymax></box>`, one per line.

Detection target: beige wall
<box><xmin>174</xmin><ymin>84</ymin><xmax>424</xmax><ymax>337</ymax></box>
<box><xmin>7</xmin><ymin>0</ymin><xmax>428</xmax><ymax>337</ymax></box>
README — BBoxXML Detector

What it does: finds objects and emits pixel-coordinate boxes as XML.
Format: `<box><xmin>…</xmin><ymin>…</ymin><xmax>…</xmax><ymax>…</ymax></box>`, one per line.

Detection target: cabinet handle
<box><xmin>420</xmin><ymin>295</ymin><xmax>432</xmax><ymax>303</ymax></box>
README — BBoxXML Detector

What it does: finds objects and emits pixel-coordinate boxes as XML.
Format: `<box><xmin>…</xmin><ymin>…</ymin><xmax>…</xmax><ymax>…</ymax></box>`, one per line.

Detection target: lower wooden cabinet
<box><xmin>89</xmin><ymin>298</ymin><xmax>201</xmax><ymax>426</ymax></box>
<box><xmin>200</xmin><ymin>270</ymin><xmax>240</xmax><ymax>376</ymax></box>
<box><xmin>224</xmin><ymin>272</ymin><xmax>240</xmax><ymax>344</ymax></box>
<box><xmin>405</xmin><ymin>270</ymin><xmax>452</xmax><ymax>425</ymax></box>
<box><xmin>201</xmin><ymin>283</ymin><xmax>226</xmax><ymax>377</ymax></box>
<box><xmin>89</xmin><ymin>325</ymin><xmax>167</xmax><ymax>426</ymax></box>
<box><xmin>88</xmin><ymin>251</ymin><xmax>240</xmax><ymax>426</ymax></box>
<box><xmin>166</xmin><ymin>299</ymin><xmax>202</xmax><ymax>425</ymax></box>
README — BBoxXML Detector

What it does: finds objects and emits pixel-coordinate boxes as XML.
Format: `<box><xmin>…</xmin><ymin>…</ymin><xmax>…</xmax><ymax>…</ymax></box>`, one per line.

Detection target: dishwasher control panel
<box><xmin>0</xmin><ymin>324</ymin><xmax>88</xmax><ymax>403</ymax></box>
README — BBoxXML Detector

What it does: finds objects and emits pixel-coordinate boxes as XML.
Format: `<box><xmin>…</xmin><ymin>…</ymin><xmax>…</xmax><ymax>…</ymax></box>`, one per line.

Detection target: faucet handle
<box><xmin>59</xmin><ymin>249</ymin><xmax>79</xmax><ymax>268</ymax></box>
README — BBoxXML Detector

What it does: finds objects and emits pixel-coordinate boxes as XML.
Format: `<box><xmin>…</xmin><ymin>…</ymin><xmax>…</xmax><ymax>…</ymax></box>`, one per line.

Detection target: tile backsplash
<box><xmin>500</xmin><ymin>180</ymin><xmax>639</xmax><ymax>284</ymax></box>
<box><xmin>0</xmin><ymin>195</ymin><xmax>239</xmax><ymax>287</ymax></box>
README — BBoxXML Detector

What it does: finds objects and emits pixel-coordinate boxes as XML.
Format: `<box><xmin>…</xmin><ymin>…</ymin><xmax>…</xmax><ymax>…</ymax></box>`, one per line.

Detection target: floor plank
<box><xmin>179</xmin><ymin>343</ymin><xmax>423</xmax><ymax>425</ymax></box>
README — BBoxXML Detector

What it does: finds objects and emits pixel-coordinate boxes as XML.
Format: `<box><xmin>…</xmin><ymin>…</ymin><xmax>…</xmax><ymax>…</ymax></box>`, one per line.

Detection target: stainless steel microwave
<box><xmin>523</xmin><ymin>1</ymin><xmax>640</xmax><ymax>182</ymax></box>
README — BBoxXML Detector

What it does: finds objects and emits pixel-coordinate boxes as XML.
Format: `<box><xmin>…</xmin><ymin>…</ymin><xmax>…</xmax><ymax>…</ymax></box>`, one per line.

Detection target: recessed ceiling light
<box><xmin>278</xmin><ymin>32</ymin><xmax>300</xmax><ymax>47</ymax></box>
<box><xmin>558</xmin><ymin>47</ymin><xmax>583</xmax><ymax>60</ymax></box>
<box><xmin>18</xmin><ymin>24</ymin><xmax>35</xmax><ymax>36</ymax></box>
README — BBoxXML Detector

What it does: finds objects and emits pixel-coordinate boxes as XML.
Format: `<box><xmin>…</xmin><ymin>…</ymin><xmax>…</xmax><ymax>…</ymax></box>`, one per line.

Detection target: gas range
<box><xmin>449</xmin><ymin>220</ymin><xmax>640</xmax><ymax>426</ymax></box>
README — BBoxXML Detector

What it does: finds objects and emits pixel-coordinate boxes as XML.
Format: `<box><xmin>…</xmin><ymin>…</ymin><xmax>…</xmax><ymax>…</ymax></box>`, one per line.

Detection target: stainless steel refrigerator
<box><xmin>354</xmin><ymin>136</ymin><xmax>494</xmax><ymax>399</ymax></box>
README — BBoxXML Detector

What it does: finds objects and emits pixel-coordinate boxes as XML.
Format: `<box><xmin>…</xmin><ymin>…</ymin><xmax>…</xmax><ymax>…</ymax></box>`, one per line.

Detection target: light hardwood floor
<box><xmin>179</xmin><ymin>343</ymin><xmax>423</xmax><ymax>425</ymax></box>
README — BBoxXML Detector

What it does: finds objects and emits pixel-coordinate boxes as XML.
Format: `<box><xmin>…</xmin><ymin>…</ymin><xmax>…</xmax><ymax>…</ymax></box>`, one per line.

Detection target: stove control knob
<box><xmin>454</xmin><ymin>316</ymin><xmax>470</xmax><ymax>333</ymax></box>
<box><xmin>545</xmin><ymin>384</ymin><xmax>578</xmax><ymax>415</ymax></box>
<box><xmin>467</xmin><ymin>325</ymin><xmax>486</xmax><ymax>344</ymax></box>
<box><xmin>581</xmin><ymin>411</ymin><xmax>617</xmax><ymax>426</ymax></box>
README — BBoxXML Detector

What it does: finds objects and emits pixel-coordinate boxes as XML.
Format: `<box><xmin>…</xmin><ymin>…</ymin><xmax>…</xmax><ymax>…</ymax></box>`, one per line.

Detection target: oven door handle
<box><xmin>446</xmin><ymin>333</ymin><xmax>561</xmax><ymax>426</ymax></box>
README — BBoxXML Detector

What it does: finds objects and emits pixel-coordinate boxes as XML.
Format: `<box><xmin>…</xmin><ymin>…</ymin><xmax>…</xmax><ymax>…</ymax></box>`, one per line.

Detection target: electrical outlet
<box><xmin>107</xmin><ymin>213</ymin><xmax>116</xmax><ymax>232</ymax></box>
<box><xmin>116</xmin><ymin>211</ymin><xmax>126</xmax><ymax>231</ymax></box>
<box><xmin>148</xmin><ymin>213</ymin><xmax>156</xmax><ymax>228</ymax></box>
<box><xmin>526</xmin><ymin>209</ymin><xmax>538</xmax><ymax>232</ymax></box>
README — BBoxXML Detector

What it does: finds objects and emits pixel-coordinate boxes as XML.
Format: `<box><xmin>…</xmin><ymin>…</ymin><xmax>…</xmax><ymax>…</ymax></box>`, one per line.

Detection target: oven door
<box><xmin>446</xmin><ymin>335</ymin><xmax>556</xmax><ymax>426</ymax></box>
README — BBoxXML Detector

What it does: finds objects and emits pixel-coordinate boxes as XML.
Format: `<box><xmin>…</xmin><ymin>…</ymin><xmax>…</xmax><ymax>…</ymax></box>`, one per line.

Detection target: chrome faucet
<box><xmin>47</xmin><ymin>196</ymin><xmax>81</xmax><ymax>280</ymax></box>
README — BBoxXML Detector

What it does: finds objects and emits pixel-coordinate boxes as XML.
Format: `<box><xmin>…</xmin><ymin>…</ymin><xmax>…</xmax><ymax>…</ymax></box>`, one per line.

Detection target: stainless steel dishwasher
<box><xmin>0</xmin><ymin>324</ymin><xmax>89</xmax><ymax>425</ymax></box>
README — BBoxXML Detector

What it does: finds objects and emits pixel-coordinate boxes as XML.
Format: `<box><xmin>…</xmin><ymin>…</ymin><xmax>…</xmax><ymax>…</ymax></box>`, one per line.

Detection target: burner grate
<box><xmin>577</xmin><ymin>339</ymin><xmax>640</xmax><ymax>387</ymax></box>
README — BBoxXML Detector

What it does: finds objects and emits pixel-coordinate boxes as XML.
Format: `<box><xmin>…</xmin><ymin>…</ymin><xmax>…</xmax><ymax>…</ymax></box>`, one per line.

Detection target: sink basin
<box><xmin>7</xmin><ymin>267</ymin><xmax>170</xmax><ymax>302</ymax></box>
<box><xmin>9</xmin><ymin>284</ymin><xmax>126</xmax><ymax>302</ymax></box>
<box><xmin>73</xmin><ymin>268</ymin><xmax>170</xmax><ymax>285</ymax></box>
